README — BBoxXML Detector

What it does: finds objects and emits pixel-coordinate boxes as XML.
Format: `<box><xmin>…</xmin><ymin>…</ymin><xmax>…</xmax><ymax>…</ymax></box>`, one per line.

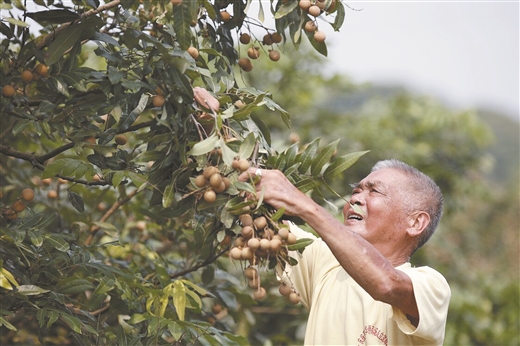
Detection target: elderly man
<box><xmin>239</xmin><ymin>159</ymin><xmax>450</xmax><ymax>345</ymax></box>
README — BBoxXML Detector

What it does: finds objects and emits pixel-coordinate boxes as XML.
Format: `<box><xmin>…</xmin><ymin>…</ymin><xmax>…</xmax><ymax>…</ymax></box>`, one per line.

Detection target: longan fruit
<box><xmin>3</xmin><ymin>210</ymin><xmax>18</xmax><ymax>221</ymax></box>
<box><xmin>247</xmin><ymin>47</ymin><xmax>260</xmax><ymax>59</ymax></box>
<box><xmin>262</xmin><ymin>33</ymin><xmax>273</xmax><ymax>45</ymax></box>
<box><xmin>234</xmin><ymin>236</ymin><xmax>246</xmax><ymax>247</ymax></box>
<box><xmin>21</xmin><ymin>188</ymin><xmax>35</xmax><ymax>201</ymax></box>
<box><xmin>308</xmin><ymin>5</ymin><xmax>321</xmax><ymax>17</ymax></box>
<box><xmin>41</xmin><ymin>178</ymin><xmax>52</xmax><ymax>186</ymax></box>
<box><xmin>289</xmin><ymin>292</ymin><xmax>301</xmax><ymax>304</ymax></box>
<box><xmin>241</xmin><ymin>225</ymin><xmax>254</xmax><ymax>238</ymax></box>
<box><xmin>279</xmin><ymin>284</ymin><xmax>293</xmax><ymax>297</ymax></box>
<box><xmin>247</xmin><ymin>237</ymin><xmax>260</xmax><ymax>251</ymax></box>
<box><xmin>47</xmin><ymin>190</ymin><xmax>58</xmax><ymax>199</ymax></box>
<box><xmin>237</xmin><ymin>158</ymin><xmax>250</xmax><ymax>172</ymax></box>
<box><xmin>253</xmin><ymin>287</ymin><xmax>266</xmax><ymax>300</ymax></box>
<box><xmin>241</xmin><ymin>247</ymin><xmax>253</xmax><ymax>260</ymax></box>
<box><xmin>271</xmin><ymin>32</ymin><xmax>282</xmax><ymax>44</ymax></box>
<box><xmin>115</xmin><ymin>134</ymin><xmax>127</xmax><ymax>145</ymax></box>
<box><xmin>222</xmin><ymin>177</ymin><xmax>231</xmax><ymax>189</ymax></box>
<box><xmin>238</xmin><ymin>58</ymin><xmax>253</xmax><ymax>72</ymax></box>
<box><xmin>136</xmin><ymin>221</ymin><xmax>146</xmax><ymax>231</ymax></box>
<box><xmin>259</xmin><ymin>238</ymin><xmax>271</xmax><ymax>251</ymax></box>
<box><xmin>277</xmin><ymin>227</ymin><xmax>289</xmax><ymax>240</ymax></box>
<box><xmin>212</xmin><ymin>303</ymin><xmax>222</xmax><ymax>314</ymax></box>
<box><xmin>253</xmin><ymin>216</ymin><xmax>267</xmax><ymax>229</ymax></box>
<box><xmin>299</xmin><ymin>0</ymin><xmax>312</xmax><ymax>10</ymax></box>
<box><xmin>12</xmin><ymin>200</ymin><xmax>26</xmax><ymax>213</ymax></box>
<box><xmin>220</xmin><ymin>11</ymin><xmax>231</xmax><ymax>22</ymax></box>
<box><xmin>244</xmin><ymin>266</ymin><xmax>258</xmax><ymax>279</ymax></box>
<box><xmin>2</xmin><ymin>85</ymin><xmax>15</xmax><ymax>97</ymax></box>
<box><xmin>209</xmin><ymin>173</ymin><xmax>223</xmax><ymax>189</ymax></box>
<box><xmin>314</xmin><ymin>30</ymin><xmax>326</xmax><ymax>43</ymax></box>
<box><xmin>239</xmin><ymin>33</ymin><xmax>251</xmax><ymax>44</ymax></box>
<box><xmin>239</xmin><ymin>214</ymin><xmax>253</xmax><ymax>226</ymax></box>
<box><xmin>21</xmin><ymin>70</ymin><xmax>33</xmax><ymax>83</ymax></box>
<box><xmin>304</xmin><ymin>21</ymin><xmax>317</xmax><ymax>33</ymax></box>
<box><xmin>270</xmin><ymin>238</ymin><xmax>282</xmax><ymax>252</ymax></box>
<box><xmin>194</xmin><ymin>174</ymin><xmax>207</xmax><ymax>187</ymax></box>
<box><xmin>269</xmin><ymin>50</ymin><xmax>280</xmax><ymax>62</ymax></box>
<box><xmin>203</xmin><ymin>166</ymin><xmax>219</xmax><ymax>179</ymax></box>
<box><xmin>187</xmin><ymin>46</ymin><xmax>199</xmax><ymax>59</ymax></box>
<box><xmin>203</xmin><ymin>189</ymin><xmax>217</xmax><ymax>203</ymax></box>
<box><xmin>171</xmin><ymin>0</ymin><xmax>183</xmax><ymax>5</ymax></box>
<box><xmin>286</xmin><ymin>232</ymin><xmax>297</xmax><ymax>245</ymax></box>
<box><xmin>230</xmin><ymin>247</ymin><xmax>242</xmax><ymax>260</ymax></box>
<box><xmin>152</xmin><ymin>94</ymin><xmax>165</xmax><ymax>107</ymax></box>
<box><xmin>34</xmin><ymin>63</ymin><xmax>49</xmax><ymax>77</ymax></box>
<box><xmin>214</xmin><ymin>181</ymin><xmax>226</xmax><ymax>193</ymax></box>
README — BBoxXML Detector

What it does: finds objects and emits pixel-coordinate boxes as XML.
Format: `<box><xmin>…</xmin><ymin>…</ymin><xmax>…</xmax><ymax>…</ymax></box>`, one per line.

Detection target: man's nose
<box><xmin>349</xmin><ymin>192</ymin><xmax>364</xmax><ymax>206</ymax></box>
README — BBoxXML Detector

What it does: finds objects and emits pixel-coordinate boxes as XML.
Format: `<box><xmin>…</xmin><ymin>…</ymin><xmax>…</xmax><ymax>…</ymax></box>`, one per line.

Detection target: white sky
<box><xmin>321</xmin><ymin>1</ymin><xmax>519</xmax><ymax>119</ymax></box>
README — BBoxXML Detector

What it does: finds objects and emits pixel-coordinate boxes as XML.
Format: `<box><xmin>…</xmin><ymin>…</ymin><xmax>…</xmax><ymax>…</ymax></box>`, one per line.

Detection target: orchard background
<box><xmin>0</xmin><ymin>1</ymin><xmax>518</xmax><ymax>345</ymax></box>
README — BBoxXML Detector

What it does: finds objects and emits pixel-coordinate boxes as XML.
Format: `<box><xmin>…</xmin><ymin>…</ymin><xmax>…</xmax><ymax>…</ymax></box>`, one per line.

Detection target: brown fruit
<box><xmin>262</xmin><ymin>33</ymin><xmax>273</xmax><ymax>45</ymax></box>
<box><xmin>214</xmin><ymin>181</ymin><xmax>226</xmax><ymax>193</ymax></box>
<box><xmin>247</xmin><ymin>47</ymin><xmax>260</xmax><ymax>59</ymax></box>
<box><xmin>187</xmin><ymin>46</ymin><xmax>199</xmax><ymax>59</ymax></box>
<box><xmin>244</xmin><ymin>266</ymin><xmax>258</xmax><ymax>279</ymax></box>
<box><xmin>241</xmin><ymin>247</ymin><xmax>253</xmax><ymax>260</ymax></box>
<box><xmin>47</xmin><ymin>190</ymin><xmax>58</xmax><ymax>199</ymax></box>
<box><xmin>115</xmin><ymin>134</ymin><xmax>127</xmax><ymax>145</ymax></box>
<box><xmin>241</xmin><ymin>225</ymin><xmax>254</xmax><ymax>238</ymax></box>
<box><xmin>270</xmin><ymin>238</ymin><xmax>282</xmax><ymax>252</ymax></box>
<box><xmin>41</xmin><ymin>178</ymin><xmax>52</xmax><ymax>186</ymax></box>
<box><xmin>2</xmin><ymin>85</ymin><xmax>15</xmax><ymax>97</ymax></box>
<box><xmin>308</xmin><ymin>5</ymin><xmax>321</xmax><ymax>17</ymax></box>
<box><xmin>238</xmin><ymin>58</ymin><xmax>253</xmax><ymax>72</ymax></box>
<box><xmin>230</xmin><ymin>247</ymin><xmax>242</xmax><ymax>260</ymax></box>
<box><xmin>212</xmin><ymin>304</ymin><xmax>222</xmax><ymax>314</ymax></box>
<box><xmin>253</xmin><ymin>287</ymin><xmax>266</xmax><ymax>300</ymax></box>
<box><xmin>299</xmin><ymin>0</ymin><xmax>312</xmax><ymax>10</ymax></box>
<box><xmin>247</xmin><ymin>237</ymin><xmax>260</xmax><ymax>251</ymax></box>
<box><xmin>209</xmin><ymin>173</ymin><xmax>223</xmax><ymax>189</ymax></box>
<box><xmin>12</xmin><ymin>200</ymin><xmax>26</xmax><ymax>213</ymax></box>
<box><xmin>304</xmin><ymin>21</ymin><xmax>317</xmax><ymax>33</ymax></box>
<box><xmin>203</xmin><ymin>166</ymin><xmax>219</xmax><ymax>179</ymax></box>
<box><xmin>220</xmin><ymin>11</ymin><xmax>231</xmax><ymax>22</ymax></box>
<box><xmin>287</xmin><ymin>232</ymin><xmax>297</xmax><ymax>245</ymax></box>
<box><xmin>152</xmin><ymin>94</ymin><xmax>165</xmax><ymax>107</ymax></box>
<box><xmin>21</xmin><ymin>70</ymin><xmax>34</xmax><ymax>83</ymax></box>
<box><xmin>136</xmin><ymin>221</ymin><xmax>146</xmax><ymax>231</ymax></box>
<box><xmin>234</xmin><ymin>100</ymin><xmax>245</xmax><ymax>108</ymax></box>
<box><xmin>237</xmin><ymin>158</ymin><xmax>250</xmax><ymax>172</ymax></box>
<box><xmin>239</xmin><ymin>214</ymin><xmax>253</xmax><ymax>226</ymax></box>
<box><xmin>171</xmin><ymin>0</ymin><xmax>183</xmax><ymax>5</ymax></box>
<box><xmin>259</xmin><ymin>238</ymin><xmax>271</xmax><ymax>251</ymax></box>
<box><xmin>314</xmin><ymin>30</ymin><xmax>326</xmax><ymax>43</ymax></box>
<box><xmin>21</xmin><ymin>188</ymin><xmax>35</xmax><ymax>201</ymax></box>
<box><xmin>269</xmin><ymin>50</ymin><xmax>280</xmax><ymax>62</ymax></box>
<box><xmin>3</xmin><ymin>210</ymin><xmax>18</xmax><ymax>221</ymax></box>
<box><xmin>271</xmin><ymin>32</ymin><xmax>282</xmax><ymax>44</ymax></box>
<box><xmin>203</xmin><ymin>189</ymin><xmax>217</xmax><ymax>203</ymax></box>
<box><xmin>194</xmin><ymin>174</ymin><xmax>207</xmax><ymax>187</ymax></box>
<box><xmin>289</xmin><ymin>292</ymin><xmax>301</xmax><ymax>304</ymax></box>
<box><xmin>96</xmin><ymin>202</ymin><xmax>107</xmax><ymax>211</ymax></box>
<box><xmin>289</xmin><ymin>132</ymin><xmax>300</xmax><ymax>143</ymax></box>
<box><xmin>239</xmin><ymin>33</ymin><xmax>251</xmax><ymax>44</ymax></box>
<box><xmin>222</xmin><ymin>177</ymin><xmax>231</xmax><ymax>190</ymax></box>
<box><xmin>277</xmin><ymin>227</ymin><xmax>289</xmax><ymax>240</ymax></box>
<box><xmin>253</xmin><ymin>216</ymin><xmax>267</xmax><ymax>229</ymax></box>
<box><xmin>34</xmin><ymin>63</ymin><xmax>49</xmax><ymax>77</ymax></box>
<box><xmin>234</xmin><ymin>236</ymin><xmax>246</xmax><ymax>247</ymax></box>
<box><xmin>279</xmin><ymin>284</ymin><xmax>293</xmax><ymax>297</ymax></box>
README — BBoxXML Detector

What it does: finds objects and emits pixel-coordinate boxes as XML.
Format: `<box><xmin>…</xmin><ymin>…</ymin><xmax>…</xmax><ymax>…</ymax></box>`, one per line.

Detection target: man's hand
<box><xmin>238</xmin><ymin>168</ymin><xmax>312</xmax><ymax>216</ymax></box>
<box><xmin>193</xmin><ymin>87</ymin><xmax>219</xmax><ymax>118</ymax></box>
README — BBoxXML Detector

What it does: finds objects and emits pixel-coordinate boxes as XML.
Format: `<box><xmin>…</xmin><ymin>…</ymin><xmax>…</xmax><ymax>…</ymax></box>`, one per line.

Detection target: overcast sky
<box><xmin>321</xmin><ymin>1</ymin><xmax>519</xmax><ymax>120</ymax></box>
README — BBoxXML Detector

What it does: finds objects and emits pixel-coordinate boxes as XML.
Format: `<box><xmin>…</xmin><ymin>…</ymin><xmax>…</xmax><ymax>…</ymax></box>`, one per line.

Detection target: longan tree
<box><xmin>0</xmin><ymin>0</ymin><xmax>366</xmax><ymax>344</ymax></box>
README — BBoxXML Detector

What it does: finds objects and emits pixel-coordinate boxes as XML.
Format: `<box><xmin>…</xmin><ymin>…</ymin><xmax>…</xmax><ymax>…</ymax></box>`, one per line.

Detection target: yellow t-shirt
<box><xmin>278</xmin><ymin>223</ymin><xmax>451</xmax><ymax>346</ymax></box>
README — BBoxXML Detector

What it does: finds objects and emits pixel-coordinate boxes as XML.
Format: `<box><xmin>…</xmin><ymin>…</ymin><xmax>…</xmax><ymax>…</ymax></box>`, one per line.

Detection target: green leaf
<box><xmin>28</xmin><ymin>230</ymin><xmax>43</xmax><ymax>247</ymax></box>
<box><xmin>26</xmin><ymin>9</ymin><xmax>80</xmax><ymax>24</ymax></box>
<box><xmin>220</xmin><ymin>138</ymin><xmax>238</xmax><ymax>167</ymax></box>
<box><xmin>44</xmin><ymin>234</ymin><xmax>69</xmax><ymax>252</ymax></box>
<box><xmin>172</xmin><ymin>281</ymin><xmax>187</xmax><ymax>321</ymax></box>
<box><xmin>287</xmin><ymin>238</ymin><xmax>314</xmax><ymax>251</ymax></box>
<box><xmin>60</xmin><ymin>313</ymin><xmax>83</xmax><ymax>334</ymax></box>
<box><xmin>270</xmin><ymin>208</ymin><xmax>286</xmax><ymax>222</ymax></box>
<box><xmin>0</xmin><ymin>316</ymin><xmax>17</xmax><ymax>331</ymax></box>
<box><xmin>173</xmin><ymin>4</ymin><xmax>193</xmax><ymax>50</ymax></box>
<box><xmin>16</xmin><ymin>285</ymin><xmax>50</xmax><ymax>296</ymax></box>
<box><xmin>274</xmin><ymin>0</ymin><xmax>299</xmax><ymax>19</ymax></box>
<box><xmin>311</xmin><ymin>139</ymin><xmax>340</xmax><ymax>176</ymax></box>
<box><xmin>46</xmin><ymin>22</ymin><xmax>85</xmax><ymax>66</ymax></box>
<box><xmin>298</xmin><ymin>138</ymin><xmax>320</xmax><ymax>173</ymax></box>
<box><xmin>331</xmin><ymin>1</ymin><xmax>346</xmax><ymax>31</ymax></box>
<box><xmin>238</xmin><ymin>132</ymin><xmax>257</xmax><ymax>159</ymax></box>
<box><xmin>67</xmin><ymin>191</ymin><xmax>85</xmax><ymax>212</ymax></box>
<box><xmin>323</xmin><ymin>150</ymin><xmax>370</xmax><ymax>179</ymax></box>
<box><xmin>162</xmin><ymin>180</ymin><xmax>176</xmax><ymax>208</ymax></box>
<box><xmin>93</xmin><ymin>277</ymin><xmax>115</xmax><ymax>295</ymax></box>
<box><xmin>294</xmin><ymin>178</ymin><xmax>317</xmax><ymax>194</ymax></box>
<box><xmin>118</xmin><ymin>93</ymin><xmax>149</xmax><ymax>131</ymax></box>
<box><xmin>58</xmin><ymin>278</ymin><xmax>94</xmax><ymax>294</ymax></box>
<box><xmin>187</xmin><ymin>133</ymin><xmax>218</xmax><ymax>156</ymax></box>
<box><xmin>284</xmin><ymin>142</ymin><xmax>299</xmax><ymax>168</ymax></box>
<box><xmin>250</xmin><ymin>114</ymin><xmax>271</xmax><ymax>146</ymax></box>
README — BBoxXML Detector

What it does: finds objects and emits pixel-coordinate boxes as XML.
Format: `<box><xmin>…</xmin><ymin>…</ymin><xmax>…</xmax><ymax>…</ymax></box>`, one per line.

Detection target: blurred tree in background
<box><xmin>1</xmin><ymin>1</ymin><xmax>518</xmax><ymax>345</ymax></box>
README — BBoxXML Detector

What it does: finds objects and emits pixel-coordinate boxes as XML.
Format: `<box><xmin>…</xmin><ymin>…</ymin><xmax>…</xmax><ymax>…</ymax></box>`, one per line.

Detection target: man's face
<box><xmin>342</xmin><ymin>168</ymin><xmax>410</xmax><ymax>247</ymax></box>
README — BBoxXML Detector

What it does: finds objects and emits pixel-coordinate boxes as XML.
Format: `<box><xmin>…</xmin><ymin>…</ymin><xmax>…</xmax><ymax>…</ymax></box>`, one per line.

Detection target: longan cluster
<box><xmin>2</xmin><ymin>63</ymin><xmax>49</xmax><ymax>98</ymax></box>
<box><xmin>229</xmin><ymin>212</ymin><xmax>300</xmax><ymax>301</ymax></box>
<box><xmin>195</xmin><ymin>166</ymin><xmax>232</xmax><ymax>203</ymax></box>
<box><xmin>1</xmin><ymin>188</ymin><xmax>34</xmax><ymax>221</ymax></box>
<box><xmin>237</xmin><ymin>31</ymin><xmax>283</xmax><ymax>72</ymax></box>
<box><xmin>300</xmin><ymin>0</ymin><xmax>336</xmax><ymax>43</ymax></box>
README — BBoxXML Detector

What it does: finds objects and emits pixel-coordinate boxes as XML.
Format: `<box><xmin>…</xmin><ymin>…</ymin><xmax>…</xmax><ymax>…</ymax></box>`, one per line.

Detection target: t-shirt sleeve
<box><xmin>392</xmin><ymin>266</ymin><xmax>451</xmax><ymax>344</ymax></box>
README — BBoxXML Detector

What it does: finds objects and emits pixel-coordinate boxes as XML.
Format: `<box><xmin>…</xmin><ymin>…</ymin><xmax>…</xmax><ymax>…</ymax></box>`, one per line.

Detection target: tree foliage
<box><xmin>0</xmin><ymin>0</ymin><xmax>364</xmax><ymax>344</ymax></box>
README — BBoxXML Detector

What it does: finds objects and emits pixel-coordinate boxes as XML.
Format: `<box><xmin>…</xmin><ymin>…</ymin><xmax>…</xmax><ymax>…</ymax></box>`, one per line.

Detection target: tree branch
<box><xmin>170</xmin><ymin>245</ymin><xmax>230</xmax><ymax>279</ymax></box>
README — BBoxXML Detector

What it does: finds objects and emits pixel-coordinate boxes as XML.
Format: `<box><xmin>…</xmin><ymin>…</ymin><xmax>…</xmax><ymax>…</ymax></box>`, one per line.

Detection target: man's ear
<box><xmin>407</xmin><ymin>211</ymin><xmax>430</xmax><ymax>237</ymax></box>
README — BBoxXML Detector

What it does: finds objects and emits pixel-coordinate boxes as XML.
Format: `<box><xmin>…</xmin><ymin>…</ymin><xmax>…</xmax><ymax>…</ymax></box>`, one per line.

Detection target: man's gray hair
<box><xmin>371</xmin><ymin>159</ymin><xmax>444</xmax><ymax>252</ymax></box>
